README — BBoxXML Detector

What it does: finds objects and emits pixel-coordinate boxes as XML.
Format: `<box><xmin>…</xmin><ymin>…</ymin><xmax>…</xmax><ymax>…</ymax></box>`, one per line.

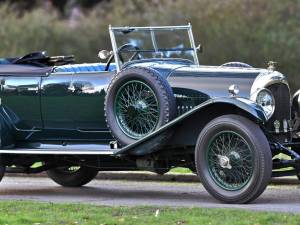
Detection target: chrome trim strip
<box><xmin>293</xmin><ymin>89</ymin><xmax>300</xmax><ymax>109</ymax></box>
<box><xmin>109</xmin><ymin>24</ymin><xmax>121</xmax><ymax>72</ymax></box>
<box><xmin>0</xmin><ymin>149</ymin><xmax>116</xmax><ymax>155</ymax></box>
<box><xmin>150</xmin><ymin>29</ymin><xmax>158</xmax><ymax>53</ymax></box>
<box><xmin>77</xmin><ymin>129</ymin><xmax>111</xmax><ymax>133</ymax></box>
<box><xmin>111</xmin><ymin>25</ymin><xmax>191</xmax><ymax>30</ymax></box>
<box><xmin>187</xmin><ymin>23</ymin><xmax>199</xmax><ymax>65</ymax></box>
<box><xmin>250</xmin><ymin>70</ymin><xmax>290</xmax><ymax>97</ymax></box>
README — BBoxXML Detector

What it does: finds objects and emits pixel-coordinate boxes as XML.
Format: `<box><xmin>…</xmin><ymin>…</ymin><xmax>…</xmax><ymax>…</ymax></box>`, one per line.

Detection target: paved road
<box><xmin>0</xmin><ymin>176</ymin><xmax>300</xmax><ymax>213</ymax></box>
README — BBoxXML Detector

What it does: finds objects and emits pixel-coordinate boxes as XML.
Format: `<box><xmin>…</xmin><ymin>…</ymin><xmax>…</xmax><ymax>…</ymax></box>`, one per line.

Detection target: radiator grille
<box><xmin>266</xmin><ymin>83</ymin><xmax>291</xmax><ymax>141</ymax></box>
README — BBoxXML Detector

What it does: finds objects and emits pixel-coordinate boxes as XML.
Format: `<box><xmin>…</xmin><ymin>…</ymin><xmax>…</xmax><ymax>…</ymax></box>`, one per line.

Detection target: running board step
<box><xmin>0</xmin><ymin>144</ymin><xmax>118</xmax><ymax>155</ymax></box>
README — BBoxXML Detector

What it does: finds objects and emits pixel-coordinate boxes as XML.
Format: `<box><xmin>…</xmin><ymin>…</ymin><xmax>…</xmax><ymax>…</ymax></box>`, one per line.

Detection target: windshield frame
<box><xmin>109</xmin><ymin>24</ymin><xmax>199</xmax><ymax>72</ymax></box>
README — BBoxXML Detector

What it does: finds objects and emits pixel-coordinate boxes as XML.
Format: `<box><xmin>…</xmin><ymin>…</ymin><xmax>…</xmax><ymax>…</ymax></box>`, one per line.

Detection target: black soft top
<box><xmin>0</xmin><ymin>51</ymin><xmax>74</xmax><ymax>76</ymax></box>
<box><xmin>0</xmin><ymin>64</ymin><xmax>53</xmax><ymax>76</ymax></box>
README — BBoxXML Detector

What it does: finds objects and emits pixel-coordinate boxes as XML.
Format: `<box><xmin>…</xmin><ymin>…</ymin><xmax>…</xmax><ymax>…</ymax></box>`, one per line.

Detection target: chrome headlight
<box><xmin>254</xmin><ymin>89</ymin><xmax>275</xmax><ymax>120</ymax></box>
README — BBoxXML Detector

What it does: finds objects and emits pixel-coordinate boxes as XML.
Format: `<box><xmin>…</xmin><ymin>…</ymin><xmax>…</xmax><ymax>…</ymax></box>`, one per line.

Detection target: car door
<box><xmin>0</xmin><ymin>76</ymin><xmax>42</xmax><ymax>130</ymax></box>
<box><xmin>41</xmin><ymin>73</ymin><xmax>75</xmax><ymax>130</ymax></box>
<box><xmin>71</xmin><ymin>71</ymin><xmax>113</xmax><ymax>131</ymax></box>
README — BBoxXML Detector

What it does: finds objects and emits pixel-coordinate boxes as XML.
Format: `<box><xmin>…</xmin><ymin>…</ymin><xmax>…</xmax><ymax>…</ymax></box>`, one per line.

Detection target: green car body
<box><xmin>0</xmin><ymin>24</ymin><xmax>298</xmax><ymax>204</ymax></box>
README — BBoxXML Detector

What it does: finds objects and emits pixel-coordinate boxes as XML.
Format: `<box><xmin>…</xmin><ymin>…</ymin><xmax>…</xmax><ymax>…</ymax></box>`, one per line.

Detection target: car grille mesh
<box><xmin>266</xmin><ymin>83</ymin><xmax>291</xmax><ymax>141</ymax></box>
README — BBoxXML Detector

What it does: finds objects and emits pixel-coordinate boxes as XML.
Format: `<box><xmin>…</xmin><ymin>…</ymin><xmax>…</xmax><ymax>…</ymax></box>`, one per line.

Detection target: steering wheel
<box><xmin>117</xmin><ymin>43</ymin><xmax>142</xmax><ymax>63</ymax></box>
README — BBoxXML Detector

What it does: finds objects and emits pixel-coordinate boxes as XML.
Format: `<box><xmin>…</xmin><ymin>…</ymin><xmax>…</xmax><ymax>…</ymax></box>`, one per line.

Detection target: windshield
<box><xmin>109</xmin><ymin>25</ymin><xmax>199</xmax><ymax>71</ymax></box>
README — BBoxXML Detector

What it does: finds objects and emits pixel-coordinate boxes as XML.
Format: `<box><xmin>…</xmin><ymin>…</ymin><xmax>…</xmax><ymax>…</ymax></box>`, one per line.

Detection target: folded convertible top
<box><xmin>0</xmin><ymin>64</ymin><xmax>53</xmax><ymax>76</ymax></box>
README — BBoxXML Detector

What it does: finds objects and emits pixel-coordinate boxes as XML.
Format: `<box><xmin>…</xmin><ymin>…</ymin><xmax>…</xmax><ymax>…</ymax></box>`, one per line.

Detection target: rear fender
<box><xmin>115</xmin><ymin>97</ymin><xmax>267</xmax><ymax>156</ymax></box>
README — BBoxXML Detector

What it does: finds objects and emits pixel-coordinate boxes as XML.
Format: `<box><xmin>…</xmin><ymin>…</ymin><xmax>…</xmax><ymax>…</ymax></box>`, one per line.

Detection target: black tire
<box><xmin>195</xmin><ymin>115</ymin><xmax>272</xmax><ymax>204</ymax></box>
<box><xmin>105</xmin><ymin>67</ymin><xmax>176</xmax><ymax>146</ymax></box>
<box><xmin>0</xmin><ymin>166</ymin><xmax>4</xmax><ymax>182</ymax></box>
<box><xmin>47</xmin><ymin>166</ymin><xmax>98</xmax><ymax>187</ymax></box>
<box><xmin>153</xmin><ymin>168</ymin><xmax>169</xmax><ymax>175</ymax></box>
<box><xmin>0</xmin><ymin>156</ymin><xmax>5</xmax><ymax>182</ymax></box>
<box><xmin>221</xmin><ymin>62</ymin><xmax>252</xmax><ymax>68</ymax></box>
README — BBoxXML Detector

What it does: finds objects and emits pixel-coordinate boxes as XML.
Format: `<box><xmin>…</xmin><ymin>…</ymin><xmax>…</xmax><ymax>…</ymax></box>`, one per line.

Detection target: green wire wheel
<box><xmin>206</xmin><ymin>131</ymin><xmax>253</xmax><ymax>191</ymax></box>
<box><xmin>195</xmin><ymin>115</ymin><xmax>272</xmax><ymax>204</ymax></box>
<box><xmin>105</xmin><ymin>67</ymin><xmax>176</xmax><ymax>146</ymax></box>
<box><xmin>114</xmin><ymin>80</ymin><xmax>160</xmax><ymax>139</ymax></box>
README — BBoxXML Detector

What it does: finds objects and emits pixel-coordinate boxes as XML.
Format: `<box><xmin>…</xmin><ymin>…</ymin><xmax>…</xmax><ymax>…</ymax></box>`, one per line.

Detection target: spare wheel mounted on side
<box><xmin>105</xmin><ymin>67</ymin><xmax>176</xmax><ymax>147</ymax></box>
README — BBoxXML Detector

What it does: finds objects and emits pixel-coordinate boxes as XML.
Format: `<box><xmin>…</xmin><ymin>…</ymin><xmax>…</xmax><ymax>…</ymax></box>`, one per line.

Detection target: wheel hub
<box><xmin>217</xmin><ymin>155</ymin><xmax>232</xmax><ymax>169</ymax></box>
<box><xmin>127</xmin><ymin>101</ymin><xmax>148</xmax><ymax>119</ymax></box>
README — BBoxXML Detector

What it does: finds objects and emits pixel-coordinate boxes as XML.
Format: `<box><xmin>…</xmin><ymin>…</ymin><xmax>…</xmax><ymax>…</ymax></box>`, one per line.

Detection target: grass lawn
<box><xmin>169</xmin><ymin>167</ymin><xmax>193</xmax><ymax>174</ymax></box>
<box><xmin>0</xmin><ymin>201</ymin><xmax>298</xmax><ymax>225</ymax></box>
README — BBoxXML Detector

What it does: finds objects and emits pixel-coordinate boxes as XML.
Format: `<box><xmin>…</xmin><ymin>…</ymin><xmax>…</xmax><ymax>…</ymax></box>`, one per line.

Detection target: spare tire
<box><xmin>105</xmin><ymin>67</ymin><xmax>176</xmax><ymax>146</ymax></box>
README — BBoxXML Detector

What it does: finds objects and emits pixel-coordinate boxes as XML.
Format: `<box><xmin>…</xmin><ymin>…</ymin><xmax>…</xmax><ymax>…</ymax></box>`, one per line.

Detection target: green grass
<box><xmin>169</xmin><ymin>167</ymin><xmax>193</xmax><ymax>174</ymax></box>
<box><xmin>0</xmin><ymin>200</ymin><xmax>298</xmax><ymax>225</ymax></box>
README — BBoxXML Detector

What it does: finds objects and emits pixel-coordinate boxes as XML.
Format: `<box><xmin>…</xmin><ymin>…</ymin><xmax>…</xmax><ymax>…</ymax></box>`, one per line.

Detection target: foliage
<box><xmin>0</xmin><ymin>200</ymin><xmax>299</xmax><ymax>225</ymax></box>
<box><xmin>0</xmin><ymin>0</ymin><xmax>299</xmax><ymax>91</ymax></box>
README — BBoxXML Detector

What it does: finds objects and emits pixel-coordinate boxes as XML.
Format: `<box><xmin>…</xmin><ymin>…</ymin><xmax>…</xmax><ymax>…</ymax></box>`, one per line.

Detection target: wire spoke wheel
<box><xmin>114</xmin><ymin>80</ymin><xmax>159</xmax><ymax>139</ymax></box>
<box><xmin>105</xmin><ymin>67</ymin><xmax>176</xmax><ymax>146</ymax></box>
<box><xmin>196</xmin><ymin>115</ymin><xmax>272</xmax><ymax>203</ymax></box>
<box><xmin>206</xmin><ymin>131</ymin><xmax>254</xmax><ymax>191</ymax></box>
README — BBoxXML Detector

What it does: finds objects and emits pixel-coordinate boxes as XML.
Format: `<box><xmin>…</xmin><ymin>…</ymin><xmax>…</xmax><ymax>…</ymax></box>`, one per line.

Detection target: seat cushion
<box><xmin>53</xmin><ymin>63</ymin><xmax>116</xmax><ymax>73</ymax></box>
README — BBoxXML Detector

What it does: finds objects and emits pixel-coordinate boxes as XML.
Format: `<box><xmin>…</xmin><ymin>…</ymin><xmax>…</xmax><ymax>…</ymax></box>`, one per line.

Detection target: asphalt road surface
<box><xmin>1</xmin><ymin>176</ymin><xmax>300</xmax><ymax>213</ymax></box>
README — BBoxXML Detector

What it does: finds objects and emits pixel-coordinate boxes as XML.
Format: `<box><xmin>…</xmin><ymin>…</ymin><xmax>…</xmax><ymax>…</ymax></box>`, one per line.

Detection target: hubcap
<box><xmin>206</xmin><ymin>131</ymin><xmax>254</xmax><ymax>191</ymax></box>
<box><xmin>218</xmin><ymin>155</ymin><xmax>232</xmax><ymax>169</ymax></box>
<box><xmin>114</xmin><ymin>80</ymin><xmax>160</xmax><ymax>139</ymax></box>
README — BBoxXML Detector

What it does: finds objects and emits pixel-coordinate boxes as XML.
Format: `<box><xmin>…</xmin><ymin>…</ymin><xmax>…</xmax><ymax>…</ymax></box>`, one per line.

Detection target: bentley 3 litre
<box><xmin>0</xmin><ymin>24</ymin><xmax>299</xmax><ymax>204</ymax></box>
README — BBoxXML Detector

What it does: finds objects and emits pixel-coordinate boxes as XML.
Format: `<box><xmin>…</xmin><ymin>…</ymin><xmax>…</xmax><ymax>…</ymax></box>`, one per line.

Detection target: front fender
<box><xmin>115</xmin><ymin>97</ymin><xmax>267</xmax><ymax>156</ymax></box>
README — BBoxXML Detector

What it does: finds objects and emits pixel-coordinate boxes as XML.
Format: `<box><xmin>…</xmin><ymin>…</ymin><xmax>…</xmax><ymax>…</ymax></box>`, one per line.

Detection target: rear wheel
<box><xmin>195</xmin><ymin>115</ymin><xmax>272</xmax><ymax>203</ymax></box>
<box><xmin>47</xmin><ymin>166</ymin><xmax>98</xmax><ymax>187</ymax></box>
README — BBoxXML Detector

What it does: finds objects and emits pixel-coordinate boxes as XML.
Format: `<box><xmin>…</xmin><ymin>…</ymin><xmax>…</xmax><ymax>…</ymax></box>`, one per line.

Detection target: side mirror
<box><xmin>196</xmin><ymin>44</ymin><xmax>203</xmax><ymax>53</ymax></box>
<box><xmin>98</xmin><ymin>50</ymin><xmax>112</xmax><ymax>60</ymax></box>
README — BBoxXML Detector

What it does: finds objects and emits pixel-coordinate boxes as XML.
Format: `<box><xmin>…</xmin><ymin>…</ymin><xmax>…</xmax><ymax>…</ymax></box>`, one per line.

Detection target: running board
<box><xmin>0</xmin><ymin>144</ymin><xmax>118</xmax><ymax>155</ymax></box>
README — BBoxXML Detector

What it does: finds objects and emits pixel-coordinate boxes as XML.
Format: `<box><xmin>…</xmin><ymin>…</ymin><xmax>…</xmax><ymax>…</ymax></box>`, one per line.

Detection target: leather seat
<box><xmin>53</xmin><ymin>63</ymin><xmax>116</xmax><ymax>73</ymax></box>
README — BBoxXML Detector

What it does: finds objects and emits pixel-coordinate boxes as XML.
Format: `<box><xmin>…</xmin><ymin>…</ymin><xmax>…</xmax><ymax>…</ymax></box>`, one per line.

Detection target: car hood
<box><xmin>127</xmin><ymin>60</ymin><xmax>269</xmax><ymax>99</ymax></box>
<box><xmin>167</xmin><ymin>65</ymin><xmax>266</xmax><ymax>99</ymax></box>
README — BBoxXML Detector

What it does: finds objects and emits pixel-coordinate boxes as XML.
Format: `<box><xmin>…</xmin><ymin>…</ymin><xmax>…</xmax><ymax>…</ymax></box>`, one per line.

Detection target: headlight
<box><xmin>255</xmin><ymin>89</ymin><xmax>275</xmax><ymax>120</ymax></box>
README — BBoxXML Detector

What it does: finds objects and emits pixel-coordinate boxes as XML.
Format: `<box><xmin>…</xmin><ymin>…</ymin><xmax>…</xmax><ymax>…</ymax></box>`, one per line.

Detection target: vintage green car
<box><xmin>0</xmin><ymin>24</ymin><xmax>299</xmax><ymax>204</ymax></box>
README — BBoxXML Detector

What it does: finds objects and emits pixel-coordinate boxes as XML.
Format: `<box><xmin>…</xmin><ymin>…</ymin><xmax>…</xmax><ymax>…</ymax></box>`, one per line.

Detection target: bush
<box><xmin>0</xmin><ymin>0</ymin><xmax>299</xmax><ymax>91</ymax></box>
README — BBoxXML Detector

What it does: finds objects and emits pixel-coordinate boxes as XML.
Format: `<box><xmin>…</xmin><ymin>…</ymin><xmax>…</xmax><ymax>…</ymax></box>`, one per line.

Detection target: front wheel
<box><xmin>195</xmin><ymin>115</ymin><xmax>272</xmax><ymax>204</ymax></box>
<box><xmin>47</xmin><ymin>166</ymin><xmax>98</xmax><ymax>187</ymax></box>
